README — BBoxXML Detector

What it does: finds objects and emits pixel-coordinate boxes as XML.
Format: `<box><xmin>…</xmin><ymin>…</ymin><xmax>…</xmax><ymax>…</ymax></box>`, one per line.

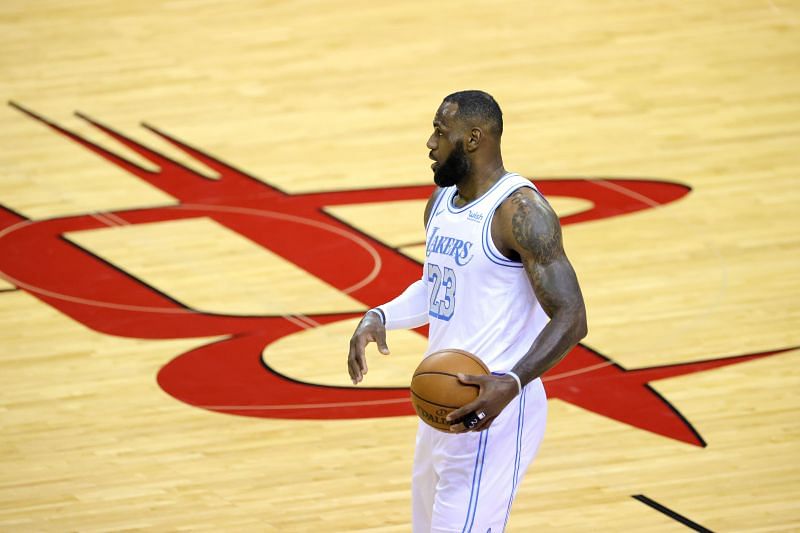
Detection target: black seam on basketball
<box><xmin>413</xmin><ymin>370</ymin><xmax>464</xmax><ymax>379</ymax></box>
<box><xmin>425</xmin><ymin>348</ymin><xmax>490</xmax><ymax>373</ymax></box>
<box><xmin>410</xmin><ymin>390</ymin><xmax>462</xmax><ymax>409</ymax></box>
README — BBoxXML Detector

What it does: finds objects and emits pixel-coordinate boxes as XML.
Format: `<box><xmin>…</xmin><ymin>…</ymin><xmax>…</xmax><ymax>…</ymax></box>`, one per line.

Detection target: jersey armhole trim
<box><xmin>481</xmin><ymin>180</ymin><xmax>536</xmax><ymax>268</ymax></box>
<box><xmin>425</xmin><ymin>187</ymin><xmax>450</xmax><ymax>231</ymax></box>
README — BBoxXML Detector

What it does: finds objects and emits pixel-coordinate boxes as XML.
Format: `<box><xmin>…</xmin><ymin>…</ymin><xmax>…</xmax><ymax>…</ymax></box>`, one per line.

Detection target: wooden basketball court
<box><xmin>1</xmin><ymin>1</ymin><xmax>799</xmax><ymax>530</ymax></box>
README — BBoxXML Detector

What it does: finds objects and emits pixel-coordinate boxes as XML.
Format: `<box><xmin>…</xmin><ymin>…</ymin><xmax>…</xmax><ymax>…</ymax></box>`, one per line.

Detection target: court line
<box><xmin>102</xmin><ymin>211</ymin><xmax>129</xmax><ymax>226</ymax></box>
<box><xmin>282</xmin><ymin>313</ymin><xmax>318</xmax><ymax>331</ymax></box>
<box><xmin>632</xmin><ymin>495</ymin><xmax>714</xmax><ymax>532</ymax></box>
<box><xmin>2</xmin><ymin>180</ymin><xmax>707</xmax><ymax>403</ymax></box>
<box><xmin>1</xmin><ymin>207</ymin><xmax>362</xmax><ymax>367</ymax></box>
<box><xmin>89</xmin><ymin>212</ymin><xmax>120</xmax><ymax>227</ymax></box>
<box><xmin>592</xmin><ymin>179</ymin><xmax>661</xmax><ymax>208</ymax></box>
<box><xmin>196</xmin><ymin>397</ymin><xmax>411</xmax><ymax>410</ymax></box>
<box><xmin>0</xmin><ymin>203</ymin><xmax>381</xmax><ymax>314</ymax></box>
<box><xmin>290</xmin><ymin>313</ymin><xmax>323</xmax><ymax>328</ymax></box>
<box><xmin>592</xmin><ymin>178</ymin><xmax>729</xmax><ymax>359</ymax></box>
<box><xmin>542</xmin><ymin>361</ymin><xmax>614</xmax><ymax>382</ymax></box>
<box><xmin>0</xmin><ymin>216</ymin><xmax>194</xmax><ymax>313</ymax></box>
<box><xmin>175</xmin><ymin>203</ymin><xmax>382</xmax><ymax>295</ymax></box>
<box><xmin>195</xmin><ymin>361</ymin><xmax>620</xmax><ymax>412</ymax></box>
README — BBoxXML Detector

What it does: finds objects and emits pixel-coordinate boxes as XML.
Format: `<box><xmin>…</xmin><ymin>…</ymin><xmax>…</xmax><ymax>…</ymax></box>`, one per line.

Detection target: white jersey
<box><xmin>423</xmin><ymin>172</ymin><xmax>550</xmax><ymax>372</ymax></box>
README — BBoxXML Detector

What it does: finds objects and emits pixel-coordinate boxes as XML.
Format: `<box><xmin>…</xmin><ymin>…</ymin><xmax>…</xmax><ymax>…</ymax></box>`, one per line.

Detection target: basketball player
<box><xmin>347</xmin><ymin>90</ymin><xmax>587</xmax><ymax>532</ymax></box>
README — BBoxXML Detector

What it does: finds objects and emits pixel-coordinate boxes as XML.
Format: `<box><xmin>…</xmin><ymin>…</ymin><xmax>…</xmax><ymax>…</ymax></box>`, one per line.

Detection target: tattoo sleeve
<box><xmin>507</xmin><ymin>190</ymin><xmax>588</xmax><ymax>384</ymax></box>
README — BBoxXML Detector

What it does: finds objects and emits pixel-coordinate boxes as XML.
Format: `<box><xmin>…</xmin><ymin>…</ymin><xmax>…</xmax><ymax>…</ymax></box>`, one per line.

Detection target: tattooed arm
<box><xmin>448</xmin><ymin>187</ymin><xmax>587</xmax><ymax>432</ymax></box>
<box><xmin>502</xmin><ymin>187</ymin><xmax>588</xmax><ymax>383</ymax></box>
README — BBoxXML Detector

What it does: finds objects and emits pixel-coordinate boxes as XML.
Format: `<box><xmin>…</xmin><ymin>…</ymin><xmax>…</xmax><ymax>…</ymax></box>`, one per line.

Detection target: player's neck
<box><xmin>455</xmin><ymin>160</ymin><xmax>506</xmax><ymax>205</ymax></box>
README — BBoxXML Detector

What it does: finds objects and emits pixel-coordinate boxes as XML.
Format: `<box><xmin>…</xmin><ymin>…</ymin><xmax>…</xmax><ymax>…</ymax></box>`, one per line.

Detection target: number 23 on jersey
<box><xmin>427</xmin><ymin>262</ymin><xmax>456</xmax><ymax>321</ymax></box>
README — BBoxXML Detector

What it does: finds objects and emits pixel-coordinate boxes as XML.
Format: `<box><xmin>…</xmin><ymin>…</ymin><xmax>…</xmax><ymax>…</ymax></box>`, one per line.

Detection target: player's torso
<box><xmin>423</xmin><ymin>173</ymin><xmax>549</xmax><ymax>371</ymax></box>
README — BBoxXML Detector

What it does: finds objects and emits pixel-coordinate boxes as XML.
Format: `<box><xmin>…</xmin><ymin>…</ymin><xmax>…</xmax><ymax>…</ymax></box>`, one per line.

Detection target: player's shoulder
<box><xmin>493</xmin><ymin>183</ymin><xmax>563</xmax><ymax>259</ymax></box>
<box><xmin>496</xmin><ymin>184</ymin><xmax>558</xmax><ymax>228</ymax></box>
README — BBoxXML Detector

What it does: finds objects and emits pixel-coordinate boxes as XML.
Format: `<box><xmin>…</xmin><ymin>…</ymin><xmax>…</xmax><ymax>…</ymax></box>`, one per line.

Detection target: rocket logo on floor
<box><xmin>1</xmin><ymin>102</ymin><xmax>795</xmax><ymax>447</ymax></box>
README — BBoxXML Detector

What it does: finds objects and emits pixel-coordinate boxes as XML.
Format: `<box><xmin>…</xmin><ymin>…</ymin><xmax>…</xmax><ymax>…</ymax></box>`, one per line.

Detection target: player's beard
<box><xmin>433</xmin><ymin>140</ymin><xmax>471</xmax><ymax>188</ymax></box>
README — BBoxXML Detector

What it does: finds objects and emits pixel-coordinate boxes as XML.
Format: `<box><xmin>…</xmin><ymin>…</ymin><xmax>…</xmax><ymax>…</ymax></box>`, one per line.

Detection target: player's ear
<box><xmin>466</xmin><ymin>127</ymin><xmax>482</xmax><ymax>152</ymax></box>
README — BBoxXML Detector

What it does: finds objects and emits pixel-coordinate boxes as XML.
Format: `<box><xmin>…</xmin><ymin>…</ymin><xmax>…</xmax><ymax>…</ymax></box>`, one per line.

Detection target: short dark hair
<box><xmin>443</xmin><ymin>90</ymin><xmax>503</xmax><ymax>137</ymax></box>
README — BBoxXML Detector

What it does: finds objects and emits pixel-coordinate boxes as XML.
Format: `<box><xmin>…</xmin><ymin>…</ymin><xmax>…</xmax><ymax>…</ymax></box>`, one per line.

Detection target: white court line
<box><xmin>591</xmin><ymin>178</ymin><xmax>729</xmax><ymax>360</ymax></box>
<box><xmin>592</xmin><ymin>179</ymin><xmax>660</xmax><ymax>208</ymax></box>
<box><xmin>281</xmin><ymin>314</ymin><xmax>316</xmax><ymax>330</ymax></box>
<box><xmin>291</xmin><ymin>313</ymin><xmax>324</xmax><ymax>328</ymax></box>
<box><xmin>542</xmin><ymin>361</ymin><xmax>615</xmax><ymax>382</ymax></box>
<box><xmin>195</xmin><ymin>360</ymin><xmax>620</xmax><ymax>412</ymax></box>
<box><xmin>174</xmin><ymin>203</ymin><xmax>383</xmax><ymax>295</ymax></box>
<box><xmin>102</xmin><ymin>211</ymin><xmax>129</xmax><ymax>226</ymax></box>
<box><xmin>89</xmin><ymin>212</ymin><xmax>120</xmax><ymax>227</ymax></box>
<box><xmin>0</xmin><ymin>203</ymin><xmax>382</xmax><ymax>314</ymax></box>
<box><xmin>197</xmin><ymin>397</ymin><xmax>411</xmax><ymax>410</ymax></box>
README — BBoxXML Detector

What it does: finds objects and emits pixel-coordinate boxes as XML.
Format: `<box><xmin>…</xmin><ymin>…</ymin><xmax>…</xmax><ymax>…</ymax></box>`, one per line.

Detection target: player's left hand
<box><xmin>447</xmin><ymin>373</ymin><xmax>519</xmax><ymax>433</ymax></box>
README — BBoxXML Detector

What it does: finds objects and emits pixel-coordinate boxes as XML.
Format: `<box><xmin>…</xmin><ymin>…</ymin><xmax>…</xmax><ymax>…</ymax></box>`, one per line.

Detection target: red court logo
<box><xmin>2</xmin><ymin>103</ymin><xmax>793</xmax><ymax>447</ymax></box>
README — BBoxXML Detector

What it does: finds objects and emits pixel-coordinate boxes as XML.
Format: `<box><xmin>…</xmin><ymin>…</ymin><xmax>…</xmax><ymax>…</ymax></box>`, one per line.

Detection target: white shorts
<box><xmin>412</xmin><ymin>378</ymin><xmax>547</xmax><ymax>533</ymax></box>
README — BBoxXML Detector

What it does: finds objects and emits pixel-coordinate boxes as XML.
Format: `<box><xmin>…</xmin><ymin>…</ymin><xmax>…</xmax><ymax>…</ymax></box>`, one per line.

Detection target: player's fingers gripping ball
<box><xmin>410</xmin><ymin>349</ymin><xmax>490</xmax><ymax>431</ymax></box>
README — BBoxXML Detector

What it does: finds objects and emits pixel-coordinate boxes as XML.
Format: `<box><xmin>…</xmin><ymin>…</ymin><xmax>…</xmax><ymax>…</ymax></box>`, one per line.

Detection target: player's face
<box><xmin>433</xmin><ymin>140</ymin><xmax>470</xmax><ymax>187</ymax></box>
<box><xmin>427</xmin><ymin>102</ymin><xmax>470</xmax><ymax>187</ymax></box>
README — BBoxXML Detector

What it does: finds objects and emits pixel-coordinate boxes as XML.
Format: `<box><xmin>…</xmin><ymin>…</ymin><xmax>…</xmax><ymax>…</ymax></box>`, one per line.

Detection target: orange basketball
<box><xmin>410</xmin><ymin>349</ymin><xmax>490</xmax><ymax>431</ymax></box>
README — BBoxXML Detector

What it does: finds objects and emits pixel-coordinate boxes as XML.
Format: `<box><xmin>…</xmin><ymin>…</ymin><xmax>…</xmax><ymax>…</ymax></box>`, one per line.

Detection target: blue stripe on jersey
<box><xmin>461</xmin><ymin>432</ymin><xmax>484</xmax><ymax>531</ymax></box>
<box><xmin>462</xmin><ymin>430</ymin><xmax>489</xmax><ymax>533</ymax></box>
<box><xmin>503</xmin><ymin>387</ymin><xmax>527</xmax><ymax>529</ymax></box>
<box><xmin>468</xmin><ymin>434</ymin><xmax>489</xmax><ymax>532</ymax></box>
<box><xmin>426</xmin><ymin>187</ymin><xmax>450</xmax><ymax>231</ymax></box>
<box><xmin>480</xmin><ymin>231</ymin><xmax>525</xmax><ymax>268</ymax></box>
<box><xmin>480</xmin><ymin>180</ymin><xmax>534</xmax><ymax>268</ymax></box>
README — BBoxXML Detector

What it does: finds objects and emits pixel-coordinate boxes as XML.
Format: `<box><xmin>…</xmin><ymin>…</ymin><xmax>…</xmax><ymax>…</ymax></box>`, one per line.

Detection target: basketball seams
<box><xmin>411</xmin><ymin>372</ymin><xmax>480</xmax><ymax>406</ymax></box>
<box><xmin>416</xmin><ymin>349</ymin><xmax>491</xmax><ymax>376</ymax></box>
<box><xmin>412</xmin><ymin>370</ymin><xmax>479</xmax><ymax>379</ymax></box>
<box><xmin>427</xmin><ymin>348</ymin><xmax>490</xmax><ymax>373</ymax></box>
<box><xmin>410</xmin><ymin>390</ymin><xmax>462</xmax><ymax>410</ymax></box>
<box><xmin>410</xmin><ymin>348</ymin><xmax>489</xmax><ymax>431</ymax></box>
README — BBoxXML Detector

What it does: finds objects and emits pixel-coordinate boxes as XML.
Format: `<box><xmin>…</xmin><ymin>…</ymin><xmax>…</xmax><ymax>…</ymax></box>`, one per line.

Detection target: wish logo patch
<box><xmin>467</xmin><ymin>210</ymin><xmax>484</xmax><ymax>223</ymax></box>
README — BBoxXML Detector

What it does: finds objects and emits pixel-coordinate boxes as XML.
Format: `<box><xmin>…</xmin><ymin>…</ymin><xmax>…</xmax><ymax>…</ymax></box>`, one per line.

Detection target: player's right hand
<box><xmin>347</xmin><ymin>312</ymin><xmax>390</xmax><ymax>384</ymax></box>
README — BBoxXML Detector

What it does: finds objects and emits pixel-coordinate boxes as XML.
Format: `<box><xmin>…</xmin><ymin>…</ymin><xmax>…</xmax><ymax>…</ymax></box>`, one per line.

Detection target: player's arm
<box><xmin>347</xmin><ymin>187</ymin><xmax>442</xmax><ymax>384</ymax></box>
<box><xmin>504</xmin><ymin>188</ymin><xmax>587</xmax><ymax>382</ymax></box>
<box><xmin>449</xmin><ymin>188</ymin><xmax>587</xmax><ymax>431</ymax></box>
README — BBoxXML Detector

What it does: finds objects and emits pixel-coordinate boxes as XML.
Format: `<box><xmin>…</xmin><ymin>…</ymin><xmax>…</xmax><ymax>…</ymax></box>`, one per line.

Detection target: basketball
<box><xmin>410</xmin><ymin>349</ymin><xmax>490</xmax><ymax>431</ymax></box>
